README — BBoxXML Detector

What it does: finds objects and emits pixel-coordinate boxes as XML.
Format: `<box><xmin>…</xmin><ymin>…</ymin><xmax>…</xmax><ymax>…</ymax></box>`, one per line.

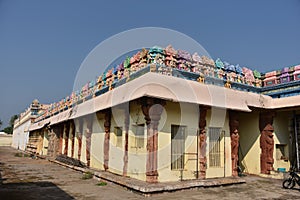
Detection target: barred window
<box><xmin>208</xmin><ymin>127</ymin><xmax>222</xmax><ymax>167</ymax></box>
<box><xmin>132</xmin><ymin>124</ymin><xmax>145</xmax><ymax>148</ymax></box>
<box><xmin>171</xmin><ymin>125</ymin><xmax>186</xmax><ymax>170</ymax></box>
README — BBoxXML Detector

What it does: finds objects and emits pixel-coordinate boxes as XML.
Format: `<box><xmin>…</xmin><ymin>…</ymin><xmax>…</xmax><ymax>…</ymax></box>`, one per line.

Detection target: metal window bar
<box><xmin>209</xmin><ymin>127</ymin><xmax>222</xmax><ymax>167</ymax></box>
<box><xmin>171</xmin><ymin>125</ymin><xmax>186</xmax><ymax>170</ymax></box>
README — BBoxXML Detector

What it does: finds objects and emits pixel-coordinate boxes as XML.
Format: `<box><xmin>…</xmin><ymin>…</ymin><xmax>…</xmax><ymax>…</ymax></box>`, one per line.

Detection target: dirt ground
<box><xmin>1</xmin><ymin>146</ymin><xmax>300</xmax><ymax>200</ymax></box>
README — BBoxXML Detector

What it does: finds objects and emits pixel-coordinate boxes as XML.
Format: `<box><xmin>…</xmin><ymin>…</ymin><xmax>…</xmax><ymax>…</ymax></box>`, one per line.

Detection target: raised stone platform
<box><xmin>50</xmin><ymin>159</ymin><xmax>245</xmax><ymax>195</ymax></box>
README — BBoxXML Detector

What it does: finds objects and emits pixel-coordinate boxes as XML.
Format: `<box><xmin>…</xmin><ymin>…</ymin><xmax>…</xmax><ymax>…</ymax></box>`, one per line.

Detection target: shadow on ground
<box><xmin>0</xmin><ymin>181</ymin><xmax>75</xmax><ymax>200</ymax></box>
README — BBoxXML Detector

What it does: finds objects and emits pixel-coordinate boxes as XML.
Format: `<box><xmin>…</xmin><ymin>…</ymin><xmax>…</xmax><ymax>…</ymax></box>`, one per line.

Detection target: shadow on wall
<box><xmin>238</xmin><ymin>111</ymin><xmax>260</xmax><ymax>173</ymax></box>
<box><xmin>0</xmin><ymin>181</ymin><xmax>75</xmax><ymax>200</ymax></box>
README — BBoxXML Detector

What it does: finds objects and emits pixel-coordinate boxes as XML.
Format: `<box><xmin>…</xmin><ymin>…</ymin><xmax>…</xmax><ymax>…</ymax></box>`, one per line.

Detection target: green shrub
<box><xmin>15</xmin><ymin>152</ymin><xmax>30</xmax><ymax>157</ymax></box>
<box><xmin>81</xmin><ymin>171</ymin><xmax>93</xmax><ymax>180</ymax></box>
<box><xmin>96</xmin><ymin>181</ymin><xmax>107</xmax><ymax>186</ymax></box>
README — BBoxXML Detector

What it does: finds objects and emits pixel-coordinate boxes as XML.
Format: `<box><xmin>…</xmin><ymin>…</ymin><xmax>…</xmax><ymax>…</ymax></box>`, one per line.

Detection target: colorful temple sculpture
<box><xmin>13</xmin><ymin>45</ymin><xmax>300</xmax><ymax>183</ymax></box>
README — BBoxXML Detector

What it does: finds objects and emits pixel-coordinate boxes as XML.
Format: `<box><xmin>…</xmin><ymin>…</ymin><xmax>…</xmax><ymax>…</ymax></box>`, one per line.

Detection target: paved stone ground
<box><xmin>1</xmin><ymin>146</ymin><xmax>300</xmax><ymax>199</ymax></box>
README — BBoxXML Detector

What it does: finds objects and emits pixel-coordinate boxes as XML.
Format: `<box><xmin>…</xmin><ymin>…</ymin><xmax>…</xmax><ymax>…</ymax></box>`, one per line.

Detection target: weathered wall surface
<box><xmin>205</xmin><ymin>108</ymin><xmax>231</xmax><ymax>178</ymax></box>
<box><xmin>272</xmin><ymin>111</ymin><xmax>291</xmax><ymax>171</ymax></box>
<box><xmin>239</xmin><ymin>111</ymin><xmax>261</xmax><ymax>174</ymax></box>
<box><xmin>12</xmin><ymin>120</ymin><xmax>30</xmax><ymax>150</ymax></box>
<box><xmin>0</xmin><ymin>135</ymin><xmax>12</xmax><ymax>146</ymax></box>
<box><xmin>158</xmin><ymin>102</ymin><xmax>199</xmax><ymax>182</ymax></box>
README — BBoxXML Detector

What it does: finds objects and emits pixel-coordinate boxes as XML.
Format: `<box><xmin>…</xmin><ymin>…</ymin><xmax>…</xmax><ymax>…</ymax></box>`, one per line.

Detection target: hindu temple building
<box><xmin>13</xmin><ymin>45</ymin><xmax>300</xmax><ymax>182</ymax></box>
<box><xmin>12</xmin><ymin>99</ymin><xmax>48</xmax><ymax>151</ymax></box>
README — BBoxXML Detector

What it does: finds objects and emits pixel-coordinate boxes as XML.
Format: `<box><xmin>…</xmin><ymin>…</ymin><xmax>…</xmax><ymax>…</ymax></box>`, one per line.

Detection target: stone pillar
<box><xmin>58</xmin><ymin>124</ymin><xmax>63</xmax><ymax>155</ymax></box>
<box><xmin>259</xmin><ymin>111</ymin><xmax>275</xmax><ymax>174</ymax></box>
<box><xmin>78</xmin><ymin>118</ymin><xmax>83</xmax><ymax>160</ymax></box>
<box><xmin>103</xmin><ymin>109</ymin><xmax>111</xmax><ymax>171</ymax></box>
<box><xmin>141</xmin><ymin>98</ymin><xmax>165</xmax><ymax>183</ymax></box>
<box><xmin>198</xmin><ymin>106</ymin><xmax>208</xmax><ymax>179</ymax></box>
<box><xmin>63</xmin><ymin>122</ymin><xmax>70</xmax><ymax>155</ymax></box>
<box><xmin>70</xmin><ymin>120</ymin><xmax>75</xmax><ymax>158</ymax></box>
<box><xmin>85</xmin><ymin>115</ymin><xmax>93</xmax><ymax>167</ymax></box>
<box><xmin>123</xmin><ymin>108</ymin><xmax>130</xmax><ymax>176</ymax></box>
<box><xmin>229</xmin><ymin>111</ymin><xmax>239</xmax><ymax>177</ymax></box>
<box><xmin>47</xmin><ymin>128</ymin><xmax>55</xmax><ymax>157</ymax></box>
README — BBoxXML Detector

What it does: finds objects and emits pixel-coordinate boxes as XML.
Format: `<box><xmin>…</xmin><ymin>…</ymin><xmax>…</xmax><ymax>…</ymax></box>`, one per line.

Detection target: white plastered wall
<box><xmin>127</xmin><ymin>102</ymin><xmax>147</xmax><ymax>181</ymax></box>
<box><xmin>158</xmin><ymin>102</ymin><xmax>199</xmax><ymax>182</ymax></box>
<box><xmin>273</xmin><ymin>110</ymin><xmax>291</xmax><ymax>171</ymax></box>
<box><xmin>42</xmin><ymin>129</ymin><xmax>49</xmax><ymax>156</ymax></box>
<box><xmin>67</xmin><ymin>123</ymin><xmax>73</xmax><ymax>157</ymax></box>
<box><xmin>238</xmin><ymin>111</ymin><xmax>261</xmax><ymax>174</ymax></box>
<box><xmin>205</xmin><ymin>108</ymin><xmax>231</xmax><ymax>178</ymax></box>
<box><xmin>90</xmin><ymin>113</ymin><xmax>105</xmax><ymax>170</ymax></box>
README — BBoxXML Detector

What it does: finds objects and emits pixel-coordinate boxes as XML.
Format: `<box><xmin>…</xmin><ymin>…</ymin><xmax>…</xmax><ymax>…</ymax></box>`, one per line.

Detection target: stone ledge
<box><xmin>50</xmin><ymin>159</ymin><xmax>245</xmax><ymax>195</ymax></box>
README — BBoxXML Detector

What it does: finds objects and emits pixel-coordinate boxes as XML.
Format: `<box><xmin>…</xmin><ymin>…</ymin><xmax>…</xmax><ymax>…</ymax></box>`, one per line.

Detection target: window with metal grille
<box><xmin>208</xmin><ymin>127</ymin><xmax>222</xmax><ymax>167</ymax></box>
<box><xmin>171</xmin><ymin>125</ymin><xmax>186</xmax><ymax>170</ymax></box>
<box><xmin>114</xmin><ymin>127</ymin><xmax>123</xmax><ymax>148</ymax></box>
<box><xmin>132</xmin><ymin>124</ymin><xmax>145</xmax><ymax>148</ymax></box>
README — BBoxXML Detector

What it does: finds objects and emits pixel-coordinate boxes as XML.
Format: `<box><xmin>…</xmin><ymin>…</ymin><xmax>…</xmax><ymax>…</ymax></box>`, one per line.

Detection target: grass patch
<box><xmin>96</xmin><ymin>181</ymin><xmax>107</xmax><ymax>186</ymax></box>
<box><xmin>15</xmin><ymin>152</ymin><xmax>30</xmax><ymax>157</ymax></box>
<box><xmin>81</xmin><ymin>171</ymin><xmax>93</xmax><ymax>180</ymax></box>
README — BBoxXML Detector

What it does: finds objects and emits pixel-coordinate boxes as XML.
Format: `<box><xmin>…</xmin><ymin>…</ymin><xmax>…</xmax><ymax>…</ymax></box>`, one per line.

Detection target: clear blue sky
<box><xmin>1</xmin><ymin>0</ymin><xmax>300</xmax><ymax>128</ymax></box>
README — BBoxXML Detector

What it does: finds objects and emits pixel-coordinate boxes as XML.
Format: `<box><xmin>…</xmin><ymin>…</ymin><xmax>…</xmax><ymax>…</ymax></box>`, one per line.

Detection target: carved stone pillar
<box><xmin>48</xmin><ymin>125</ymin><xmax>62</xmax><ymax>158</ymax></box>
<box><xmin>141</xmin><ymin>97</ymin><xmax>165</xmax><ymax>183</ymax></box>
<box><xmin>85</xmin><ymin>115</ymin><xmax>93</xmax><ymax>167</ymax></box>
<box><xmin>259</xmin><ymin>111</ymin><xmax>275</xmax><ymax>174</ymax></box>
<box><xmin>78</xmin><ymin>118</ymin><xmax>83</xmax><ymax>160</ymax></box>
<box><xmin>47</xmin><ymin>128</ymin><xmax>55</xmax><ymax>158</ymax></box>
<box><xmin>70</xmin><ymin>120</ymin><xmax>75</xmax><ymax>158</ymax></box>
<box><xmin>103</xmin><ymin>109</ymin><xmax>111</xmax><ymax>171</ymax></box>
<box><xmin>63</xmin><ymin>122</ymin><xmax>70</xmax><ymax>155</ymax></box>
<box><xmin>198</xmin><ymin>106</ymin><xmax>208</xmax><ymax>179</ymax></box>
<box><xmin>123</xmin><ymin>109</ymin><xmax>130</xmax><ymax>176</ymax></box>
<box><xmin>229</xmin><ymin>111</ymin><xmax>239</xmax><ymax>177</ymax></box>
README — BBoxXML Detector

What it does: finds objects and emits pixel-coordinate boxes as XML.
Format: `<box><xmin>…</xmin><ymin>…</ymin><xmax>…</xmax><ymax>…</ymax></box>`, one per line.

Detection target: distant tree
<box><xmin>9</xmin><ymin>115</ymin><xmax>18</xmax><ymax>127</ymax></box>
<box><xmin>0</xmin><ymin>119</ymin><xmax>2</xmax><ymax>129</ymax></box>
<box><xmin>3</xmin><ymin>126</ymin><xmax>12</xmax><ymax>134</ymax></box>
<box><xmin>2</xmin><ymin>115</ymin><xmax>18</xmax><ymax>134</ymax></box>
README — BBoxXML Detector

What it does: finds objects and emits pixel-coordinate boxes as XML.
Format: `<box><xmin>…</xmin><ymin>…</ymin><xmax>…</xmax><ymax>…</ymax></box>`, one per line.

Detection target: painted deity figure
<box><xmin>97</xmin><ymin>75</ymin><xmax>104</xmax><ymax>90</ymax></box>
<box><xmin>253</xmin><ymin>70</ymin><xmax>262</xmax><ymax>87</ymax></box>
<box><xmin>243</xmin><ymin>67</ymin><xmax>255</xmax><ymax>86</ymax></box>
<box><xmin>215</xmin><ymin>58</ymin><xmax>224</xmax><ymax>69</ymax></box>
<box><xmin>192</xmin><ymin>52</ymin><xmax>203</xmax><ymax>73</ymax></box>
<box><xmin>139</xmin><ymin>48</ymin><xmax>148</xmax><ymax>68</ymax></box>
<box><xmin>116</xmin><ymin>63</ymin><xmax>124</xmax><ymax>80</ymax></box>
<box><xmin>106</xmin><ymin>69</ymin><xmax>114</xmax><ymax>90</ymax></box>
<box><xmin>148</xmin><ymin>46</ymin><xmax>164</xmax><ymax>65</ymax></box>
<box><xmin>224</xmin><ymin>80</ymin><xmax>231</xmax><ymax>88</ymax></box>
<box><xmin>197</xmin><ymin>73</ymin><xmax>205</xmax><ymax>83</ymax></box>
<box><xmin>177</xmin><ymin>49</ymin><xmax>192</xmax><ymax>71</ymax></box>
<box><xmin>124</xmin><ymin>68</ymin><xmax>130</xmax><ymax>82</ymax></box>
<box><xmin>201</xmin><ymin>56</ymin><xmax>215</xmax><ymax>76</ymax></box>
<box><xmin>130</xmin><ymin>51</ymin><xmax>141</xmax><ymax>72</ymax></box>
<box><xmin>165</xmin><ymin>45</ymin><xmax>177</xmax><ymax>68</ymax></box>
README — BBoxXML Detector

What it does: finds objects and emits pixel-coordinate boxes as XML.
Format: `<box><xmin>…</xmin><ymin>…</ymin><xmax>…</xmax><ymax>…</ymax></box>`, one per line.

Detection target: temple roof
<box><xmin>29</xmin><ymin>72</ymin><xmax>300</xmax><ymax>131</ymax></box>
